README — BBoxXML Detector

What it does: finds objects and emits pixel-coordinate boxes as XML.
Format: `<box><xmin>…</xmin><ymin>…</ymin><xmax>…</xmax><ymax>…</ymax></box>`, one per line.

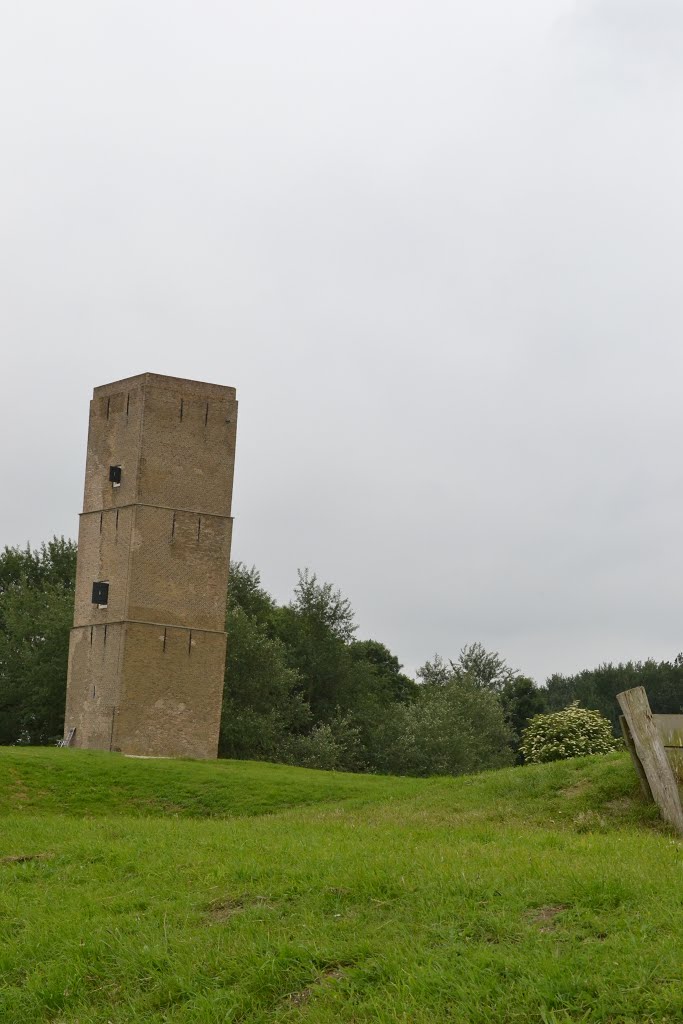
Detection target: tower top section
<box><xmin>93</xmin><ymin>372</ymin><xmax>235</xmax><ymax>401</ymax></box>
<box><xmin>83</xmin><ymin>371</ymin><xmax>238</xmax><ymax>518</ymax></box>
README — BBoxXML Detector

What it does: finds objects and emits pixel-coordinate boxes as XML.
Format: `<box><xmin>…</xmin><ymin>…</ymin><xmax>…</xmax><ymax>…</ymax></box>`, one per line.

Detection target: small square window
<box><xmin>92</xmin><ymin>581</ymin><xmax>109</xmax><ymax>607</ymax></box>
<box><xmin>109</xmin><ymin>465</ymin><xmax>122</xmax><ymax>486</ymax></box>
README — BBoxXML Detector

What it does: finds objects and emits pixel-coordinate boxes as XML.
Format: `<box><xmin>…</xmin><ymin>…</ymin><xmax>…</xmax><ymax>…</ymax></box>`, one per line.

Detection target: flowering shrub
<box><xmin>520</xmin><ymin>702</ymin><xmax>618</xmax><ymax>764</ymax></box>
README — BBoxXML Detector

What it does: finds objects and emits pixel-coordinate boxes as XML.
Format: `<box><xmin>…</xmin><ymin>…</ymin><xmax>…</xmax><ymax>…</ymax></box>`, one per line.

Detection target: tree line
<box><xmin>1</xmin><ymin>538</ymin><xmax>681</xmax><ymax>775</ymax></box>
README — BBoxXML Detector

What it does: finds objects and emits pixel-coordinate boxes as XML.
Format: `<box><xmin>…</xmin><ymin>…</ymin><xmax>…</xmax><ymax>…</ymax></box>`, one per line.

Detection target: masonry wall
<box><xmin>64</xmin><ymin>372</ymin><xmax>237</xmax><ymax>759</ymax></box>
<box><xmin>112</xmin><ymin>623</ymin><xmax>227</xmax><ymax>759</ymax></box>
<box><xmin>126</xmin><ymin>506</ymin><xmax>232</xmax><ymax>630</ymax></box>
<box><xmin>137</xmin><ymin>385</ymin><xmax>237</xmax><ymax>515</ymax></box>
<box><xmin>72</xmin><ymin>506</ymin><xmax>134</xmax><ymax>625</ymax></box>
<box><xmin>65</xmin><ymin>623</ymin><xmax>125</xmax><ymax>750</ymax></box>
<box><xmin>82</xmin><ymin>388</ymin><xmax>144</xmax><ymax>513</ymax></box>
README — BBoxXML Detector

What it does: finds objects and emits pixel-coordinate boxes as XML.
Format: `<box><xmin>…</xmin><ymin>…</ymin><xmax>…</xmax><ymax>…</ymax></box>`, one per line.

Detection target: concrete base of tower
<box><xmin>64</xmin><ymin>620</ymin><xmax>227</xmax><ymax>759</ymax></box>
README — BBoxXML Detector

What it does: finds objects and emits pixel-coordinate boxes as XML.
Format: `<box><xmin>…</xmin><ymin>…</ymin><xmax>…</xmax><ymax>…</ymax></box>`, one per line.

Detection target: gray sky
<box><xmin>2</xmin><ymin>0</ymin><xmax>683</xmax><ymax>683</ymax></box>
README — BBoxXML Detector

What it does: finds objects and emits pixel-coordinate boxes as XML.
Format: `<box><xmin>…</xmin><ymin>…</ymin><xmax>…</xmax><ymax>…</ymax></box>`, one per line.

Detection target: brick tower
<box><xmin>64</xmin><ymin>373</ymin><xmax>237</xmax><ymax>758</ymax></box>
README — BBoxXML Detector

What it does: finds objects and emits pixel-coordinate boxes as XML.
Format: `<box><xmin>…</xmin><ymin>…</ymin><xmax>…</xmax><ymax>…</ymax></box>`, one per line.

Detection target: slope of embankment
<box><xmin>1</xmin><ymin>748</ymin><xmax>680</xmax><ymax>1023</ymax></box>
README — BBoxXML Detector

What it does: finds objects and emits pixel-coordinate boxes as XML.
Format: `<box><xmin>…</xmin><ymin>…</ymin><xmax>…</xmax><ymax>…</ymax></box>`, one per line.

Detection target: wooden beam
<box><xmin>617</xmin><ymin>687</ymin><xmax>683</xmax><ymax>835</ymax></box>
<box><xmin>619</xmin><ymin>715</ymin><xmax>653</xmax><ymax>801</ymax></box>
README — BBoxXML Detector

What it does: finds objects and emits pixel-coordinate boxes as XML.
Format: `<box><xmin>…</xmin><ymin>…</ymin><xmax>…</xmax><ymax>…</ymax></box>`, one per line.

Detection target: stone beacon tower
<box><xmin>64</xmin><ymin>373</ymin><xmax>237</xmax><ymax>758</ymax></box>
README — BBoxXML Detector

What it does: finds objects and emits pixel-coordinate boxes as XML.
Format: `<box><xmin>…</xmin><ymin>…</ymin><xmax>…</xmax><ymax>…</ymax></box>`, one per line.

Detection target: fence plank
<box><xmin>617</xmin><ymin>687</ymin><xmax>683</xmax><ymax>835</ymax></box>
<box><xmin>666</xmin><ymin>748</ymin><xmax>683</xmax><ymax>785</ymax></box>
<box><xmin>655</xmin><ymin>714</ymin><xmax>683</xmax><ymax>749</ymax></box>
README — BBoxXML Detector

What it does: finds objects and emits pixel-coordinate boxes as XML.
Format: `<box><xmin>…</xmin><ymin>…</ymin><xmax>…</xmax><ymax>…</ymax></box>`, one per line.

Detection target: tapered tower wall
<box><xmin>64</xmin><ymin>373</ymin><xmax>237</xmax><ymax>758</ymax></box>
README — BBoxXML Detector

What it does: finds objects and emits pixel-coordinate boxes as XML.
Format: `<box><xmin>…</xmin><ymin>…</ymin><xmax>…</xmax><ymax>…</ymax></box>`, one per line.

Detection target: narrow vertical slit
<box><xmin>115</xmin><ymin>509</ymin><xmax>119</xmax><ymax>530</ymax></box>
<box><xmin>104</xmin><ymin>624</ymin><xmax>108</xmax><ymax>646</ymax></box>
<box><xmin>92</xmin><ymin>686</ymin><xmax>96</xmax><ymax>698</ymax></box>
<box><xmin>204</xmin><ymin>402</ymin><xmax>209</xmax><ymax>426</ymax></box>
<box><xmin>106</xmin><ymin>397</ymin><xmax>110</xmax><ymax>419</ymax></box>
<box><xmin>90</xmin><ymin>626</ymin><xmax>94</xmax><ymax>646</ymax></box>
<box><xmin>180</xmin><ymin>398</ymin><xmax>184</xmax><ymax>421</ymax></box>
<box><xmin>197</xmin><ymin>516</ymin><xmax>202</xmax><ymax>543</ymax></box>
<box><xmin>188</xmin><ymin>630</ymin><xmax>192</xmax><ymax>655</ymax></box>
<box><xmin>163</xmin><ymin>627</ymin><xmax>167</xmax><ymax>653</ymax></box>
<box><xmin>99</xmin><ymin>511</ymin><xmax>103</xmax><ymax>532</ymax></box>
<box><xmin>171</xmin><ymin>511</ymin><xmax>176</xmax><ymax>540</ymax></box>
<box><xmin>126</xmin><ymin>393</ymin><xmax>130</xmax><ymax>417</ymax></box>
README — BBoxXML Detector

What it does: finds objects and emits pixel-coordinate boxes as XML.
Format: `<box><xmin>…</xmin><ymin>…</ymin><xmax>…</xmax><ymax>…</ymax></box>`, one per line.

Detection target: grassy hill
<box><xmin>1</xmin><ymin>748</ymin><xmax>680</xmax><ymax>1024</ymax></box>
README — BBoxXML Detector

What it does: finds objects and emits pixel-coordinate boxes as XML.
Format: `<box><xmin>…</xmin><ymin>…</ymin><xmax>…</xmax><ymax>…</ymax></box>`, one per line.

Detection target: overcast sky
<box><xmin>1</xmin><ymin>0</ymin><xmax>682</xmax><ymax>682</ymax></box>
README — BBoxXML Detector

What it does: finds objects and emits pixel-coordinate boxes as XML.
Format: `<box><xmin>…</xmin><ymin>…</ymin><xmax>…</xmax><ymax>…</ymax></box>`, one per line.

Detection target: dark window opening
<box><xmin>109</xmin><ymin>465</ymin><xmax>122</xmax><ymax>486</ymax></box>
<box><xmin>92</xmin><ymin>581</ymin><xmax>109</xmax><ymax>607</ymax></box>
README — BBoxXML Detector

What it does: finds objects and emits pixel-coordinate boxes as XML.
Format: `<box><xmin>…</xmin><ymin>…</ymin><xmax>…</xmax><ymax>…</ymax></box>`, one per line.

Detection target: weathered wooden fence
<box><xmin>617</xmin><ymin>686</ymin><xmax>683</xmax><ymax>835</ymax></box>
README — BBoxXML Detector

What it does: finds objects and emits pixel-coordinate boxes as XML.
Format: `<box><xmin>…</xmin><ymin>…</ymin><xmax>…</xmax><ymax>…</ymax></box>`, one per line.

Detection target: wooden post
<box><xmin>617</xmin><ymin>686</ymin><xmax>683</xmax><ymax>835</ymax></box>
<box><xmin>619</xmin><ymin>715</ymin><xmax>653</xmax><ymax>802</ymax></box>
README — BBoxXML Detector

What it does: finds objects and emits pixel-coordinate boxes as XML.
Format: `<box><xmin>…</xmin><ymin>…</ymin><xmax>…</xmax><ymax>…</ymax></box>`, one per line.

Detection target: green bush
<box><xmin>520</xmin><ymin>702</ymin><xmax>618</xmax><ymax>764</ymax></box>
<box><xmin>276</xmin><ymin>714</ymin><xmax>366</xmax><ymax>772</ymax></box>
<box><xmin>375</xmin><ymin>680</ymin><xmax>514</xmax><ymax>777</ymax></box>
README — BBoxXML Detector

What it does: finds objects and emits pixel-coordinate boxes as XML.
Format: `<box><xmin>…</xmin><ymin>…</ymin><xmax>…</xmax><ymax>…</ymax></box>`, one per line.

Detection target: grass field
<box><xmin>1</xmin><ymin>748</ymin><xmax>681</xmax><ymax>1024</ymax></box>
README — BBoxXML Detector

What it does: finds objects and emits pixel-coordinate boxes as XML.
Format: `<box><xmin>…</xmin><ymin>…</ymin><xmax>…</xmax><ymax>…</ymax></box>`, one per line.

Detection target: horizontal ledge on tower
<box><xmin>79</xmin><ymin>503</ymin><xmax>234</xmax><ymax>520</ymax></box>
<box><xmin>70</xmin><ymin>621</ymin><xmax>227</xmax><ymax>636</ymax></box>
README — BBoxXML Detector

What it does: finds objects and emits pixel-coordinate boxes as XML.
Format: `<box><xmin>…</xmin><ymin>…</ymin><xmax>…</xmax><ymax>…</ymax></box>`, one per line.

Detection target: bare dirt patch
<box><xmin>604</xmin><ymin>797</ymin><xmax>635</xmax><ymax>814</ymax></box>
<box><xmin>9</xmin><ymin>768</ymin><xmax>30</xmax><ymax>805</ymax></box>
<box><xmin>526</xmin><ymin>904</ymin><xmax>569</xmax><ymax>933</ymax></box>
<box><xmin>562</xmin><ymin>780</ymin><xmax>591</xmax><ymax>798</ymax></box>
<box><xmin>206</xmin><ymin>895</ymin><xmax>274</xmax><ymax>921</ymax></box>
<box><xmin>1</xmin><ymin>853</ymin><xmax>53</xmax><ymax>865</ymax></box>
<box><xmin>285</xmin><ymin>966</ymin><xmax>346</xmax><ymax>1007</ymax></box>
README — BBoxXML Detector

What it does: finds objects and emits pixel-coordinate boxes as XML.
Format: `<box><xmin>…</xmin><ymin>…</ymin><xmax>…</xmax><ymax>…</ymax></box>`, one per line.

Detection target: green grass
<box><xmin>0</xmin><ymin>748</ymin><xmax>681</xmax><ymax>1024</ymax></box>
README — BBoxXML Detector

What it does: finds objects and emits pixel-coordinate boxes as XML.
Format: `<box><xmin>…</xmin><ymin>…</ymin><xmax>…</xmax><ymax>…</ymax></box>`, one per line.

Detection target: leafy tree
<box><xmin>451</xmin><ymin>641</ymin><xmax>517</xmax><ymax>692</ymax></box>
<box><xmin>499</xmin><ymin>675</ymin><xmax>547</xmax><ymax>756</ymax></box>
<box><xmin>221</xmin><ymin>562</ymin><xmax>310</xmax><ymax>760</ymax></box>
<box><xmin>349</xmin><ymin>639</ymin><xmax>418</xmax><ymax>704</ymax></box>
<box><xmin>417</xmin><ymin>643</ymin><xmax>517</xmax><ymax>693</ymax></box>
<box><xmin>271</xmin><ymin>570</ymin><xmax>369</xmax><ymax>721</ymax></box>
<box><xmin>291</xmin><ymin>569</ymin><xmax>357</xmax><ymax>643</ymax></box>
<box><xmin>416</xmin><ymin>654</ymin><xmax>453</xmax><ymax>687</ymax></box>
<box><xmin>277</xmin><ymin>711</ymin><xmax>366</xmax><ymax>772</ymax></box>
<box><xmin>227</xmin><ymin>562</ymin><xmax>277</xmax><ymax>624</ymax></box>
<box><xmin>544</xmin><ymin>659</ymin><xmax>683</xmax><ymax>732</ymax></box>
<box><xmin>219</xmin><ymin>603</ymin><xmax>309</xmax><ymax>760</ymax></box>
<box><xmin>377</xmin><ymin>679</ymin><xmax>514</xmax><ymax>777</ymax></box>
<box><xmin>543</xmin><ymin>673</ymin><xmax>576</xmax><ymax>714</ymax></box>
<box><xmin>0</xmin><ymin>539</ymin><xmax>76</xmax><ymax>745</ymax></box>
<box><xmin>0</xmin><ymin>538</ymin><xmax>77</xmax><ymax>597</ymax></box>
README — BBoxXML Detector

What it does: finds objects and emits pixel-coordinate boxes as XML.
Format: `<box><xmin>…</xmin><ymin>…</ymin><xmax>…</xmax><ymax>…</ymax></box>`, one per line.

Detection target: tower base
<box><xmin>65</xmin><ymin>621</ymin><xmax>227</xmax><ymax>759</ymax></box>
